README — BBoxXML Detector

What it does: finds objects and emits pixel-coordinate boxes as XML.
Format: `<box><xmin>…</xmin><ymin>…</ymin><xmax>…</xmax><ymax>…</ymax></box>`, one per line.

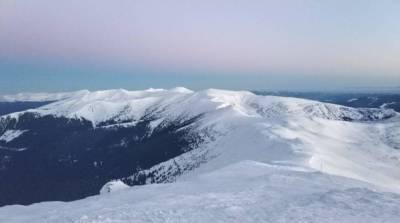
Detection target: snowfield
<box><xmin>1</xmin><ymin>161</ymin><xmax>400</xmax><ymax>223</ymax></box>
<box><xmin>1</xmin><ymin>87</ymin><xmax>400</xmax><ymax>222</ymax></box>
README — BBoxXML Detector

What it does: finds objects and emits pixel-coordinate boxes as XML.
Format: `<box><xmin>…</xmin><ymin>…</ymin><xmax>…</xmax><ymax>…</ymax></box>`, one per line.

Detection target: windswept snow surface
<box><xmin>1</xmin><ymin>88</ymin><xmax>400</xmax><ymax>222</ymax></box>
<box><xmin>1</xmin><ymin>161</ymin><xmax>400</xmax><ymax>223</ymax></box>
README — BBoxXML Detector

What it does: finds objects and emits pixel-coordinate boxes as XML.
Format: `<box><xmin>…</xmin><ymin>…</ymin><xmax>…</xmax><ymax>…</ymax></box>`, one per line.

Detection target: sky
<box><xmin>0</xmin><ymin>0</ymin><xmax>400</xmax><ymax>93</ymax></box>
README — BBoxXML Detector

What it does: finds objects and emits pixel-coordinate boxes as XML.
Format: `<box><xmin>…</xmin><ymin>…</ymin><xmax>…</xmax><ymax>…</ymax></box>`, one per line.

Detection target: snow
<box><xmin>1</xmin><ymin>88</ymin><xmax>400</xmax><ymax>222</ymax></box>
<box><xmin>147</xmin><ymin>118</ymin><xmax>165</xmax><ymax>136</ymax></box>
<box><xmin>170</xmin><ymin>86</ymin><xmax>194</xmax><ymax>94</ymax></box>
<box><xmin>380</xmin><ymin>102</ymin><xmax>396</xmax><ymax>109</ymax></box>
<box><xmin>16</xmin><ymin>88</ymin><xmax>194</xmax><ymax>126</ymax></box>
<box><xmin>347</xmin><ymin>98</ymin><xmax>358</xmax><ymax>102</ymax></box>
<box><xmin>0</xmin><ymin>90</ymin><xmax>90</xmax><ymax>102</ymax></box>
<box><xmin>0</xmin><ymin>130</ymin><xmax>27</xmax><ymax>143</ymax></box>
<box><xmin>1</xmin><ymin>88</ymin><xmax>399</xmax><ymax>190</ymax></box>
<box><xmin>1</xmin><ymin>161</ymin><xmax>400</xmax><ymax>223</ymax></box>
<box><xmin>3</xmin><ymin>88</ymin><xmax>395</xmax><ymax>126</ymax></box>
<box><xmin>99</xmin><ymin>180</ymin><xmax>130</xmax><ymax>194</ymax></box>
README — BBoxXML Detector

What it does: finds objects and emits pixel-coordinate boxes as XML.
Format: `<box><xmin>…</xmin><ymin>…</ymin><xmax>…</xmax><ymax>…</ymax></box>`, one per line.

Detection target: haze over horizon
<box><xmin>1</xmin><ymin>0</ymin><xmax>399</xmax><ymax>93</ymax></box>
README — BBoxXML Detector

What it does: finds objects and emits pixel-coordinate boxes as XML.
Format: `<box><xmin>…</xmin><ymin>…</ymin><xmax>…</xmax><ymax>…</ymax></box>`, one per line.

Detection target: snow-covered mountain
<box><xmin>1</xmin><ymin>88</ymin><xmax>400</xmax><ymax>222</ymax></box>
<box><xmin>0</xmin><ymin>90</ymin><xmax>90</xmax><ymax>102</ymax></box>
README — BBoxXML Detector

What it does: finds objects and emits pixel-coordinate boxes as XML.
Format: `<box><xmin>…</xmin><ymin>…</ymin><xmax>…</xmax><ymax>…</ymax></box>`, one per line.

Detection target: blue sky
<box><xmin>1</xmin><ymin>0</ymin><xmax>400</xmax><ymax>93</ymax></box>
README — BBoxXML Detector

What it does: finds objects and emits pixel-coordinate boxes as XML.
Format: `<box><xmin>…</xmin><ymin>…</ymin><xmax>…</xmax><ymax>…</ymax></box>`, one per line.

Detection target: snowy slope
<box><xmin>1</xmin><ymin>88</ymin><xmax>400</xmax><ymax>221</ymax></box>
<box><xmin>1</xmin><ymin>161</ymin><xmax>400</xmax><ymax>223</ymax></box>
<box><xmin>1</xmin><ymin>88</ymin><xmax>399</xmax><ymax>189</ymax></box>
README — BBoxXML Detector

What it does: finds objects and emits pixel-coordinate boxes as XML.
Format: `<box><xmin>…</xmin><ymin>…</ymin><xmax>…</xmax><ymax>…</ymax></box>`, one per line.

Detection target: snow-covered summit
<box><xmin>2</xmin><ymin>88</ymin><xmax>395</xmax><ymax>126</ymax></box>
<box><xmin>0</xmin><ymin>87</ymin><xmax>194</xmax><ymax>103</ymax></box>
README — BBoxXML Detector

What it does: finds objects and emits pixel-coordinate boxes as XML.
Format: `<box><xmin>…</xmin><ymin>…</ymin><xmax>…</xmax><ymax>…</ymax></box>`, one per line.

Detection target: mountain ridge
<box><xmin>0</xmin><ymin>88</ymin><xmax>399</xmax><ymax>208</ymax></box>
